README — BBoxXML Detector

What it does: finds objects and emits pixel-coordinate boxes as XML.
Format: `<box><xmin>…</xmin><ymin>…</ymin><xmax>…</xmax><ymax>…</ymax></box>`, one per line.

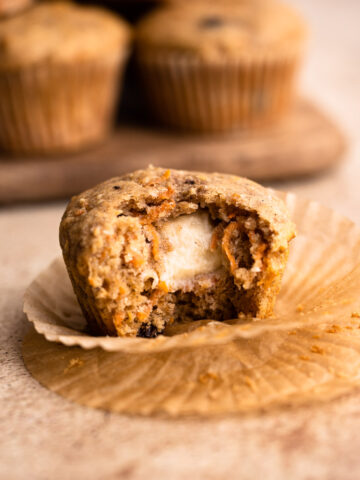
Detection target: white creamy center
<box><xmin>160</xmin><ymin>212</ymin><xmax>222</xmax><ymax>290</ymax></box>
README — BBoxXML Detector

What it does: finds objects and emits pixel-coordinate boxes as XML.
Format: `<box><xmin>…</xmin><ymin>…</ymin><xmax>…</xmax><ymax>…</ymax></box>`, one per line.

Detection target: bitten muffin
<box><xmin>0</xmin><ymin>0</ymin><xmax>32</xmax><ymax>18</ymax></box>
<box><xmin>60</xmin><ymin>167</ymin><xmax>295</xmax><ymax>337</ymax></box>
<box><xmin>136</xmin><ymin>0</ymin><xmax>306</xmax><ymax>132</ymax></box>
<box><xmin>0</xmin><ymin>1</ymin><xmax>131</xmax><ymax>154</ymax></box>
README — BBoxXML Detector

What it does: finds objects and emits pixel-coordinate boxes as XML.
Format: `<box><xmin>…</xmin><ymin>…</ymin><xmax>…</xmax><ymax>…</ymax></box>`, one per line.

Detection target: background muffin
<box><xmin>136</xmin><ymin>0</ymin><xmax>306</xmax><ymax>132</ymax></box>
<box><xmin>0</xmin><ymin>1</ymin><xmax>132</xmax><ymax>154</ymax></box>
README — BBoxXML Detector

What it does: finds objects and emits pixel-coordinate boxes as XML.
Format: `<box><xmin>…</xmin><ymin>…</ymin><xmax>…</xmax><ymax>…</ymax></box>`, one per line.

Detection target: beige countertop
<box><xmin>1</xmin><ymin>1</ymin><xmax>360</xmax><ymax>479</ymax></box>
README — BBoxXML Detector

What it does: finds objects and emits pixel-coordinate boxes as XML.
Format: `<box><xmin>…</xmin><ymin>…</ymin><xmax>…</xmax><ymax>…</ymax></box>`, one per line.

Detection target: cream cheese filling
<box><xmin>160</xmin><ymin>212</ymin><xmax>223</xmax><ymax>291</ymax></box>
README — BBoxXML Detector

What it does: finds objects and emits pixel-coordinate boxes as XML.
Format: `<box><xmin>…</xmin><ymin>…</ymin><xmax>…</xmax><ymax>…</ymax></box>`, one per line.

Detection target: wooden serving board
<box><xmin>0</xmin><ymin>99</ymin><xmax>346</xmax><ymax>204</ymax></box>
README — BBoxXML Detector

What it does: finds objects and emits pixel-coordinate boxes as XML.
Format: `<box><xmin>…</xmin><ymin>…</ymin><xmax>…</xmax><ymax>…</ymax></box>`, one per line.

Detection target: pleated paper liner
<box><xmin>22</xmin><ymin>192</ymin><xmax>360</xmax><ymax>416</ymax></box>
<box><xmin>22</xmin><ymin>321</ymin><xmax>360</xmax><ymax>416</ymax></box>
<box><xmin>137</xmin><ymin>50</ymin><xmax>301</xmax><ymax>132</ymax></box>
<box><xmin>0</xmin><ymin>53</ymin><xmax>127</xmax><ymax>155</ymax></box>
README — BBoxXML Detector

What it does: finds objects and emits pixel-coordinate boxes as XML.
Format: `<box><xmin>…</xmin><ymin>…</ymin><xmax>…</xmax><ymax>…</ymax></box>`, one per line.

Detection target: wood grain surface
<box><xmin>0</xmin><ymin>99</ymin><xmax>345</xmax><ymax>204</ymax></box>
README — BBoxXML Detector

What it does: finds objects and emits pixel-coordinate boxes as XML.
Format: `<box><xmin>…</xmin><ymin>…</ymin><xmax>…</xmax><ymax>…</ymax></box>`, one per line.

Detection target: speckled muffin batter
<box><xmin>60</xmin><ymin>167</ymin><xmax>295</xmax><ymax>337</ymax></box>
<box><xmin>0</xmin><ymin>1</ymin><xmax>131</xmax><ymax>68</ymax></box>
<box><xmin>136</xmin><ymin>0</ymin><xmax>306</xmax><ymax>61</ymax></box>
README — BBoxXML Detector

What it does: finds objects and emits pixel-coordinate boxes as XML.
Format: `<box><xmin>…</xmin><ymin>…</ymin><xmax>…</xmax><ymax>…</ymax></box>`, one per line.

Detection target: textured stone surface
<box><xmin>1</xmin><ymin>0</ymin><xmax>360</xmax><ymax>478</ymax></box>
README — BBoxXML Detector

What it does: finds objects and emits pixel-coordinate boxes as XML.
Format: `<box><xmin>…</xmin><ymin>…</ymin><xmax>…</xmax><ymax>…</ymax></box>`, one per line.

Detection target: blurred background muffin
<box><xmin>135</xmin><ymin>0</ymin><xmax>306</xmax><ymax>132</ymax></box>
<box><xmin>0</xmin><ymin>0</ymin><xmax>32</xmax><ymax>18</ymax></box>
<box><xmin>0</xmin><ymin>1</ymin><xmax>132</xmax><ymax>154</ymax></box>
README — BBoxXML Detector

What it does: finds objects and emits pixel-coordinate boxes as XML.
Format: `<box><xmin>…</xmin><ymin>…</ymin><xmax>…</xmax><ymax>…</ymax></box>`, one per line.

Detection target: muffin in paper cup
<box><xmin>0</xmin><ymin>1</ymin><xmax>132</xmax><ymax>154</ymax></box>
<box><xmin>58</xmin><ymin>167</ymin><xmax>296</xmax><ymax>338</ymax></box>
<box><xmin>23</xmin><ymin>191</ymin><xmax>360</xmax><ymax>416</ymax></box>
<box><xmin>135</xmin><ymin>1</ymin><xmax>306</xmax><ymax>132</ymax></box>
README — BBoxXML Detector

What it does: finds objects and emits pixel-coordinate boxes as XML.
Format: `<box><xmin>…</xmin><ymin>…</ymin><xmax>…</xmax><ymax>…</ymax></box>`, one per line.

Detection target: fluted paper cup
<box><xmin>137</xmin><ymin>50</ymin><xmax>301</xmax><ymax>132</ymax></box>
<box><xmin>0</xmin><ymin>53</ymin><xmax>128</xmax><ymax>155</ymax></box>
<box><xmin>22</xmin><ymin>192</ymin><xmax>360</xmax><ymax>416</ymax></box>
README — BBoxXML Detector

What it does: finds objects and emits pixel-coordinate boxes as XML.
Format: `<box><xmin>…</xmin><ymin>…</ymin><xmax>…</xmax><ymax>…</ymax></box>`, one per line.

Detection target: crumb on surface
<box><xmin>198</xmin><ymin>371</ymin><xmax>218</xmax><ymax>384</ymax></box>
<box><xmin>326</xmin><ymin>324</ymin><xmax>342</xmax><ymax>334</ymax></box>
<box><xmin>63</xmin><ymin>358</ymin><xmax>84</xmax><ymax>374</ymax></box>
<box><xmin>311</xmin><ymin>345</ymin><xmax>325</xmax><ymax>355</ymax></box>
<box><xmin>243</xmin><ymin>376</ymin><xmax>256</xmax><ymax>392</ymax></box>
<box><xmin>299</xmin><ymin>355</ymin><xmax>310</xmax><ymax>361</ymax></box>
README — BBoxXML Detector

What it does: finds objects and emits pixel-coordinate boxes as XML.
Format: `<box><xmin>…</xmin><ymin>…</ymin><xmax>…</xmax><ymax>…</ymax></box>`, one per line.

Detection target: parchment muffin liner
<box><xmin>137</xmin><ymin>50</ymin><xmax>302</xmax><ymax>132</ymax></box>
<box><xmin>0</xmin><ymin>53</ymin><xmax>128</xmax><ymax>154</ymax></box>
<box><xmin>24</xmin><ymin>191</ymin><xmax>360</xmax><ymax>353</ymax></box>
<box><xmin>22</xmin><ymin>191</ymin><xmax>360</xmax><ymax>415</ymax></box>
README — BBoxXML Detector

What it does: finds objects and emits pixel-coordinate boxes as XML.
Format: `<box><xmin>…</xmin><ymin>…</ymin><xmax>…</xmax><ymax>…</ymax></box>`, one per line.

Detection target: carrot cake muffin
<box><xmin>0</xmin><ymin>1</ymin><xmax>132</xmax><ymax>154</ymax></box>
<box><xmin>136</xmin><ymin>0</ymin><xmax>306</xmax><ymax>131</ymax></box>
<box><xmin>0</xmin><ymin>0</ymin><xmax>32</xmax><ymax>18</ymax></box>
<box><xmin>60</xmin><ymin>167</ymin><xmax>295</xmax><ymax>337</ymax></box>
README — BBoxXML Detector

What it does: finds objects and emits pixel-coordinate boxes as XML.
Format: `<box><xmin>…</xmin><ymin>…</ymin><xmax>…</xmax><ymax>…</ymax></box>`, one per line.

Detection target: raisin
<box><xmin>184</xmin><ymin>178</ymin><xmax>196</xmax><ymax>185</ymax></box>
<box><xmin>137</xmin><ymin>323</ymin><xmax>159</xmax><ymax>338</ymax></box>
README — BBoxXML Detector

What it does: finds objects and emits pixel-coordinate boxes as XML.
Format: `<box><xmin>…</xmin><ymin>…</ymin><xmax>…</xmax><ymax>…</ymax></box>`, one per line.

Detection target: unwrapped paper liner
<box><xmin>24</xmin><ymin>192</ymin><xmax>360</xmax><ymax>354</ymax></box>
<box><xmin>22</xmin><ymin>191</ymin><xmax>360</xmax><ymax>416</ymax></box>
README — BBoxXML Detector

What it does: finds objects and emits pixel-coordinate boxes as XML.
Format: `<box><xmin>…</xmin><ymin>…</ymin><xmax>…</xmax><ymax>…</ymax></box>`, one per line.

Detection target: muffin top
<box><xmin>61</xmin><ymin>166</ymin><xmax>295</xmax><ymax>255</ymax></box>
<box><xmin>136</xmin><ymin>0</ymin><xmax>306</xmax><ymax>61</ymax></box>
<box><xmin>0</xmin><ymin>1</ymin><xmax>132</xmax><ymax>68</ymax></box>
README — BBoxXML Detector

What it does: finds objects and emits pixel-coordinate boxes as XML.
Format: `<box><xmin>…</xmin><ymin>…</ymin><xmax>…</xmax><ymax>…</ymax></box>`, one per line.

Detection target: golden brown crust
<box><xmin>0</xmin><ymin>1</ymin><xmax>132</xmax><ymax>69</ymax></box>
<box><xmin>60</xmin><ymin>167</ymin><xmax>295</xmax><ymax>337</ymax></box>
<box><xmin>136</xmin><ymin>0</ymin><xmax>306</xmax><ymax>61</ymax></box>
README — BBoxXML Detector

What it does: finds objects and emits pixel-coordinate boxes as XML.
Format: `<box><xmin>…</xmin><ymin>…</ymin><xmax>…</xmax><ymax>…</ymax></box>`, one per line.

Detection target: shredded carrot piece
<box><xmin>222</xmin><ymin>222</ymin><xmax>238</xmax><ymax>273</ymax></box>
<box><xmin>141</xmin><ymin>200</ymin><xmax>176</xmax><ymax>224</ymax></box>
<box><xmin>210</xmin><ymin>230</ymin><xmax>218</xmax><ymax>252</ymax></box>
<box><xmin>227</xmin><ymin>210</ymin><xmax>236</xmax><ymax>219</ymax></box>
<box><xmin>137</xmin><ymin>311</ymin><xmax>150</xmax><ymax>322</ymax></box>
<box><xmin>136</xmin><ymin>283</ymin><xmax>169</xmax><ymax>323</ymax></box>
<box><xmin>113</xmin><ymin>312</ymin><xmax>124</xmax><ymax>329</ymax></box>
<box><xmin>152</xmin><ymin>185</ymin><xmax>174</xmax><ymax>202</ymax></box>
<box><xmin>158</xmin><ymin>281</ymin><xmax>169</xmax><ymax>293</ymax></box>
<box><xmin>145</xmin><ymin>224</ymin><xmax>160</xmax><ymax>261</ymax></box>
<box><xmin>130</xmin><ymin>254</ymin><xmax>145</xmax><ymax>268</ymax></box>
<box><xmin>150</xmin><ymin>289</ymin><xmax>164</xmax><ymax>304</ymax></box>
<box><xmin>210</xmin><ymin>224</ymin><xmax>224</xmax><ymax>251</ymax></box>
<box><xmin>124</xmin><ymin>232</ymin><xmax>145</xmax><ymax>268</ymax></box>
<box><xmin>118</xmin><ymin>285</ymin><xmax>127</xmax><ymax>297</ymax></box>
<box><xmin>165</xmin><ymin>185</ymin><xmax>174</xmax><ymax>197</ymax></box>
<box><xmin>143</xmin><ymin>170</ymin><xmax>171</xmax><ymax>186</ymax></box>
